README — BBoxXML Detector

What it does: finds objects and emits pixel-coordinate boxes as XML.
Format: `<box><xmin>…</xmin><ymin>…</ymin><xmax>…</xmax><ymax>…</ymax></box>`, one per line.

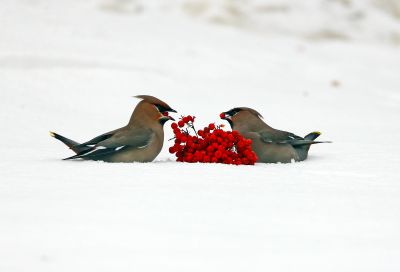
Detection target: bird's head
<box><xmin>130</xmin><ymin>95</ymin><xmax>177</xmax><ymax>125</ymax></box>
<box><xmin>220</xmin><ymin>107</ymin><xmax>263</xmax><ymax>129</ymax></box>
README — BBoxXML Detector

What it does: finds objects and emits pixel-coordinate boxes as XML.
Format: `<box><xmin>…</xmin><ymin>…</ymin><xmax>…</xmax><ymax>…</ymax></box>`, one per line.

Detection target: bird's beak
<box><xmin>162</xmin><ymin>113</ymin><xmax>175</xmax><ymax>120</ymax></box>
<box><xmin>159</xmin><ymin>115</ymin><xmax>175</xmax><ymax>125</ymax></box>
<box><xmin>220</xmin><ymin>112</ymin><xmax>229</xmax><ymax>120</ymax></box>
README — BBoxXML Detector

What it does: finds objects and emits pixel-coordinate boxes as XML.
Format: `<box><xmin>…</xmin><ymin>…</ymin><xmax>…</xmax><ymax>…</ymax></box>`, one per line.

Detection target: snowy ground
<box><xmin>1</xmin><ymin>0</ymin><xmax>400</xmax><ymax>271</ymax></box>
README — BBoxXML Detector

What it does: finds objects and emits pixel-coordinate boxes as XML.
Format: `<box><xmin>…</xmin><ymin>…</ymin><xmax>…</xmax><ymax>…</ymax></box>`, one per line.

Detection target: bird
<box><xmin>220</xmin><ymin>107</ymin><xmax>330</xmax><ymax>163</ymax></box>
<box><xmin>50</xmin><ymin>95</ymin><xmax>176</xmax><ymax>163</ymax></box>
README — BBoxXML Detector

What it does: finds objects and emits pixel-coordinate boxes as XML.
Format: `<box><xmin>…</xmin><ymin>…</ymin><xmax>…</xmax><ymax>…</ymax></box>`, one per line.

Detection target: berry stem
<box><xmin>190</xmin><ymin>123</ymin><xmax>198</xmax><ymax>137</ymax></box>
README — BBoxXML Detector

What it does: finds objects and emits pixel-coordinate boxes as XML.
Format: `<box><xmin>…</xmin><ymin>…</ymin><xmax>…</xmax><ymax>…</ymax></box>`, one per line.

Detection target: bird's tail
<box><xmin>294</xmin><ymin>131</ymin><xmax>331</xmax><ymax>151</ymax></box>
<box><xmin>304</xmin><ymin>131</ymin><xmax>321</xmax><ymax>141</ymax></box>
<box><xmin>294</xmin><ymin>132</ymin><xmax>331</xmax><ymax>161</ymax></box>
<box><xmin>49</xmin><ymin>131</ymin><xmax>94</xmax><ymax>155</ymax></box>
<box><xmin>302</xmin><ymin>131</ymin><xmax>331</xmax><ymax>146</ymax></box>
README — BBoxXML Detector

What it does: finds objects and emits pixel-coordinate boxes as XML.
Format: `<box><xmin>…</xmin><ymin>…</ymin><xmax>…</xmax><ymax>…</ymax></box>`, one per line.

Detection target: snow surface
<box><xmin>1</xmin><ymin>0</ymin><xmax>400</xmax><ymax>271</ymax></box>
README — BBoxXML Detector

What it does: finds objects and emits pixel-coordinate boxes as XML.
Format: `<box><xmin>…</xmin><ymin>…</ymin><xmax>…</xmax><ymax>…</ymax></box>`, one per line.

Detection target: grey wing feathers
<box><xmin>63</xmin><ymin>146</ymin><xmax>126</xmax><ymax>160</ymax></box>
<box><xmin>98</xmin><ymin>128</ymin><xmax>154</xmax><ymax>148</ymax></box>
<box><xmin>259</xmin><ymin>130</ymin><xmax>302</xmax><ymax>143</ymax></box>
<box><xmin>281</xmin><ymin>139</ymin><xmax>330</xmax><ymax>146</ymax></box>
<box><xmin>77</xmin><ymin>128</ymin><xmax>153</xmax><ymax>148</ymax></box>
<box><xmin>258</xmin><ymin>130</ymin><xmax>330</xmax><ymax>146</ymax></box>
<box><xmin>65</xmin><ymin>128</ymin><xmax>154</xmax><ymax>160</ymax></box>
<box><xmin>76</xmin><ymin>131</ymin><xmax>115</xmax><ymax>148</ymax></box>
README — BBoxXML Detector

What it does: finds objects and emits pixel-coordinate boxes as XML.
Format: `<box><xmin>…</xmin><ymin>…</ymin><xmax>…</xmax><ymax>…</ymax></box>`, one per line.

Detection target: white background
<box><xmin>1</xmin><ymin>0</ymin><xmax>400</xmax><ymax>271</ymax></box>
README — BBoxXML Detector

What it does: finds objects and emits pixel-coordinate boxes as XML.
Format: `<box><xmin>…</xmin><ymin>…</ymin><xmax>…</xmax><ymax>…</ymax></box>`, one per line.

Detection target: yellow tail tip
<box><xmin>49</xmin><ymin>131</ymin><xmax>55</xmax><ymax>137</ymax></box>
<box><xmin>313</xmin><ymin>131</ymin><xmax>321</xmax><ymax>135</ymax></box>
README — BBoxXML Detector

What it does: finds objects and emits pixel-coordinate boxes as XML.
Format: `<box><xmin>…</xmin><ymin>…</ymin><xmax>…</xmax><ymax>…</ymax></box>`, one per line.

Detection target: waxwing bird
<box><xmin>220</xmin><ymin>107</ymin><xmax>330</xmax><ymax>163</ymax></box>
<box><xmin>50</xmin><ymin>95</ymin><xmax>176</xmax><ymax>163</ymax></box>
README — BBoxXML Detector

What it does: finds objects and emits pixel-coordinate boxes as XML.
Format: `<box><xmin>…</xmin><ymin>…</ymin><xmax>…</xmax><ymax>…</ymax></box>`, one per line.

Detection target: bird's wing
<box><xmin>65</xmin><ymin>128</ymin><xmax>155</xmax><ymax>160</ymax></box>
<box><xmin>76</xmin><ymin>129</ymin><xmax>119</xmax><ymax>148</ymax></box>
<box><xmin>259</xmin><ymin>130</ymin><xmax>330</xmax><ymax>146</ymax></box>
<box><xmin>63</xmin><ymin>146</ymin><xmax>127</xmax><ymax>160</ymax></box>
<box><xmin>258</xmin><ymin>130</ymin><xmax>329</xmax><ymax>146</ymax></box>
<box><xmin>96</xmin><ymin>127</ymin><xmax>154</xmax><ymax>148</ymax></box>
<box><xmin>243</xmin><ymin>130</ymin><xmax>329</xmax><ymax>148</ymax></box>
<box><xmin>77</xmin><ymin>127</ymin><xmax>153</xmax><ymax>148</ymax></box>
<box><xmin>258</xmin><ymin>130</ymin><xmax>303</xmax><ymax>143</ymax></box>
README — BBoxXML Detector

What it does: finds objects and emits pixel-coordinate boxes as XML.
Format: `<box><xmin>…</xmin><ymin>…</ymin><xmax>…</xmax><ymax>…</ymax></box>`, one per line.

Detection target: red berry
<box><xmin>169</xmin><ymin>113</ymin><xmax>257</xmax><ymax>165</ymax></box>
<box><xmin>209</xmin><ymin>134</ymin><xmax>217</xmax><ymax>142</ymax></box>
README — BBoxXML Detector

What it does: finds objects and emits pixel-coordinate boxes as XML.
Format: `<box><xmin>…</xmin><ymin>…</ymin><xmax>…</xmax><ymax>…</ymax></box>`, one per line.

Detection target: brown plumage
<box><xmin>221</xmin><ymin>107</ymin><xmax>329</xmax><ymax>163</ymax></box>
<box><xmin>50</xmin><ymin>95</ymin><xmax>176</xmax><ymax>163</ymax></box>
<box><xmin>134</xmin><ymin>95</ymin><xmax>175</xmax><ymax>111</ymax></box>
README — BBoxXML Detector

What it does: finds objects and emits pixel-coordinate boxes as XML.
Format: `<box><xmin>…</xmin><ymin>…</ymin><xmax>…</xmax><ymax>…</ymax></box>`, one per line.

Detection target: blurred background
<box><xmin>1</xmin><ymin>0</ymin><xmax>399</xmax><ymax>154</ymax></box>
<box><xmin>98</xmin><ymin>0</ymin><xmax>400</xmax><ymax>43</ymax></box>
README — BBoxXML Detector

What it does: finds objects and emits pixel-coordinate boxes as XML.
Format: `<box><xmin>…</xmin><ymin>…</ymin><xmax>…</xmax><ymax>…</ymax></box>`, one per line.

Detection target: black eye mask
<box><xmin>155</xmin><ymin>104</ymin><xmax>172</xmax><ymax>113</ymax></box>
<box><xmin>226</xmin><ymin>108</ymin><xmax>242</xmax><ymax>117</ymax></box>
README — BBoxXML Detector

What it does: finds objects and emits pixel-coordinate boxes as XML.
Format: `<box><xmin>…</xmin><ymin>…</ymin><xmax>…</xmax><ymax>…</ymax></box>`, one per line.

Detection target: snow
<box><xmin>1</xmin><ymin>0</ymin><xmax>400</xmax><ymax>271</ymax></box>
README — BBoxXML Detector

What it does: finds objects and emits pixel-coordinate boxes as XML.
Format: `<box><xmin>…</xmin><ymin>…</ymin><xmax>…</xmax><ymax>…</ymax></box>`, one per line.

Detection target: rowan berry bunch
<box><xmin>169</xmin><ymin>115</ymin><xmax>257</xmax><ymax>165</ymax></box>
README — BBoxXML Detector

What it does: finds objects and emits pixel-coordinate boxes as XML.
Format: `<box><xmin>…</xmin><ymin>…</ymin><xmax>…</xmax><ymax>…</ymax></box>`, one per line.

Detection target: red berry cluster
<box><xmin>169</xmin><ymin>115</ymin><xmax>258</xmax><ymax>165</ymax></box>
